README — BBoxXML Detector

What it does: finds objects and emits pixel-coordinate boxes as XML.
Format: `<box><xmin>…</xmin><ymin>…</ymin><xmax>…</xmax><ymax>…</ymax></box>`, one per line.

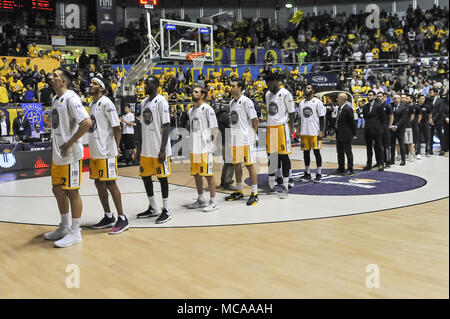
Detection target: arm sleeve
<box><xmin>105</xmin><ymin>101</ymin><xmax>121</xmax><ymax>128</ymax></box>
<box><xmin>159</xmin><ymin>98</ymin><xmax>170</xmax><ymax>125</ymax></box>
<box><xmin>68</xmin><ymin>95</ymin><xmax>89</xmax><ymax>124</ymax></box>
<box><xmin>206</xmin><ymin>107</ymin><xmax>218</xmax><ymax>129</ymax></box>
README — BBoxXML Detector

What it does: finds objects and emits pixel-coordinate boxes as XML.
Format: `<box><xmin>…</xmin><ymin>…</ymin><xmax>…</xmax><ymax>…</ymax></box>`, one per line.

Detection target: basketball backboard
<box><xmin>160</xmin><ymin>19</ymin><xmax>214</xmax><ymax>63</ymax></box>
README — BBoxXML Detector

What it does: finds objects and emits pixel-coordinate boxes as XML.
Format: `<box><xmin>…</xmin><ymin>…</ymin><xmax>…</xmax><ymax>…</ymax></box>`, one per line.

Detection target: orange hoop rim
<box><xmin>187</xmin><ymin>52</ymin><xmax>206</xmax><ymax>61</ymax></box>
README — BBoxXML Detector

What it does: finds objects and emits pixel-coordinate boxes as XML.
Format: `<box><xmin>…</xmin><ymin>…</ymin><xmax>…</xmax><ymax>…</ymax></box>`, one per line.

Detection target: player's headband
<box><xmin>91</xmin><ymin>77</ymin><xmax>105</xmax><ymax>90</ymax></box>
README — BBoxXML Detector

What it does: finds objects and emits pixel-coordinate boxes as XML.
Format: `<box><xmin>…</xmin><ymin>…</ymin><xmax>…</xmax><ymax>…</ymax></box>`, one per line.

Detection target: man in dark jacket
<box><xmin>333</xmin><ymin>93</ymin><xmax>356</xmax><ymax>175</ymax></box>
<box><xmin>362</xmin><ymin>90</ymin><xmax>385</xmax><ymax>171</ymax></box>
<box><xmin>429</xmin><ymin>88</ymin><xmax>448</xmax><ymax>156</ymax></box>
<box><xmin>12</xmin><ymin>108</ymin><xmax>32</xmax><ymax>141</ymax></box>
<box><xmin>390</xmin><ymin>94</ymin><xmax>410</xmax><ymax>166</ymax></box>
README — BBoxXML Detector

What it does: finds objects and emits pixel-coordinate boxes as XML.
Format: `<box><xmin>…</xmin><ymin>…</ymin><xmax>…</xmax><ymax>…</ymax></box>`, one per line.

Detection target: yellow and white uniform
<box><xmin>265</xmin><ymin>88</ymin><xmax>295</xmax><ymax>154</ymax></box>
<box><xmin>139</xmin><ymin>94</ymin><xmax>172</xmax><ymax>178</ymax></box>
<box><xmin>229</xmin><ymin>95</ymin><xmax>257</xmax><ymax>165</ymax></box>
<box><xmin>298</xmin><ymin>97</ymin><xmax>326</xmax><ymax>150</ymax></box>
<box><xmin>88</xmin><ymin>95</ymin><xmax>121</xmax><ymax>181</ymax></box>
<box><xmin>51</xmin><ymin>90</ymin><xmax>90</xmax><ymax>189</ymax></box>
<box><xmin>188</xmin><ymin>103</ymin><xmax>218</xmax><ymax>176</ymax></box>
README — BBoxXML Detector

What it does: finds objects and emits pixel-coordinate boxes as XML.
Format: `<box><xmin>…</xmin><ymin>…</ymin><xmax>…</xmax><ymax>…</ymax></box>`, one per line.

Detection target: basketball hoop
<box><xmin>187</xmin><ymin>52</ymin><xmax>206</xmax><ymax>68</ymax></box>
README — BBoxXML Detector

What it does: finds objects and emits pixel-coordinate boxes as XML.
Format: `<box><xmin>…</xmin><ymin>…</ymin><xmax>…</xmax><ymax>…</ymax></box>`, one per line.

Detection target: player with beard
<box><xmin>298</xmin><ymin>84</ymin><xmax>326</xmax><ymax>182</ymax></box>
<box><xmin>264</xmin><ymin>72</ymin><xmax>295</xmax><ymax>199</ymax></box>
<box><xmin>87</xmin><ymin>77</ymin><xmax>129</xmax><ymax>234</ymax></box>
<box><xmin>136</xmin><ymin>76</ymin><xmax>172</xmax><ymax>224</ymax></box>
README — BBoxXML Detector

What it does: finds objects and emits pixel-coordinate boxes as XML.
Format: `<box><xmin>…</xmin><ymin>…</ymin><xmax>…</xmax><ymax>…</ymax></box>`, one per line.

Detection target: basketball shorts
<box><xmin>232</xmin><ymin>144</ymin><xmax>256</xmax><ymax>165</ymax></box>
<box><xmin>51</xmin><ymin>160</ymin><xmax>82</xmax><ymax>190</ymax></box>
<box><xmin>266</xmin><ymin>123</ymin><xmax>291</xmax><ymax>154</ymax></box>
<box><xmin>404</xmin><ymin>128</ymin><xmax>413</xmax><ymax>144</ymax></box>
<box><xmin>300</xmin><ymin>135</ymin><xmax>323</xmax><ymax>151</ymax></box>
<box><xmin>90</xmin><ymin>157</ymin><xmax>118</xmax><ymax>181</ymax></box>
<box><xmin>190</xmin><ymin>153</ymin><xmax>214</xmax><ymax>176</ymax></box>
<box><xmin>139</xmin><ymin>156</ymin><xmax>171</xmax><ymax>178</ymax></box>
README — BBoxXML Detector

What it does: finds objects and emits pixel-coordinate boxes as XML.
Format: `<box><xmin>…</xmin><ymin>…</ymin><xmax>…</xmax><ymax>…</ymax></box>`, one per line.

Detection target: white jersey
<box><xmin>229</xmin><ymin>95</ymin><xmax>257</xmax><ymax>146</ymax></box>
<box><xmin>140</xmin><ymin>94</ymin><xmax>172</xmax><ymax>158</ymax></box>
<box><xmin>265</xmin><ymin>87</ymin><xmax>295</xmax><ymax>127</ymax></box>
<box><xmin>51</xmin><ymin>89</ymin><xmax>89</xmax><ymax>165</ymax></box>
<box><xmin>122</xmin><ymin>112</ymin><xmax>135</xmax><ymax>135</ymax></box>
<box><xmin>188</xmin><ymin>103</ymin><xmax>218</xmax><ymax>154</ymax></box>
<box><xmin>299</xmin><ymin>97</ymin><xmax>326</xmax><ymax>136</ymax></box>
<box><xmin>88</xmin><ymin>95</ymin><xmax>121</xmax><ymax>159</ymax></box>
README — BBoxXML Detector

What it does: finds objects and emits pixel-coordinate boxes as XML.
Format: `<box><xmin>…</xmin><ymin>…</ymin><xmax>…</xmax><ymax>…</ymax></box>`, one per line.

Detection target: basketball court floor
<box><xmin>0</xmin><ymin>145</ymin><xmax>448</xmax><ymax>298</ymax></box>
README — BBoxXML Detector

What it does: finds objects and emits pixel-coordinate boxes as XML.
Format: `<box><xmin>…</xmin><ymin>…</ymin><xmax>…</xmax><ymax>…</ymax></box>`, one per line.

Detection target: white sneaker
<box><xmin>44</xmin><ymin>223</ymin><xmax>70</xmax><ymax>241</ymax></box>
<box><xmin>415</xmin><ymin>154</ymin><xmax>422</xmax><ymax>160</ymax></box>
<box><xmin>203</xmin><ymin>201</ymin><xmax>218</xmax><ymax>212</ymax></box>
<box><xmin>279</xmin><ymin>186</ymin><xmax>289</xmax><ymax>199</ymax></box>
<box><xmin>54</xmin><ymin>230</ymin><xmax>82</xmax><ymax>248</ymax></box>
<box><xmin>187</xmin><ymin>199</ymin><xmax>208</xmax><ymax>209</ymax></box>
<box><xmin>407</xmin><ymin>155</ymin><xmax>414</xmax><ymax>162</ymax></box>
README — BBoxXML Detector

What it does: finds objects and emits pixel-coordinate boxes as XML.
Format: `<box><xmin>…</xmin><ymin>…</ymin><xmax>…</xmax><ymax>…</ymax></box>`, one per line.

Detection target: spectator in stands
<box><xmin>9</xmin><ymin>73</ymin><xmax>24</xmax><ymax>103</ymax></box>
<box><xmin>28</xmin><ymin>42</ymin><xmax>40</xmax><ymax>58</ymax></box>
<box><xmin>0</xmin><ymin>82</ymin><xmax>9</xmax><ymax>106</ymax></box>
<box><xmin>78</xmin><ymin>49</ymin><xmax>89</xmax><ymax>70</ymax></box>
<box><xmin>22</xmin><ymin>84</ymin><xmax>35</xmax><ymax>103</ymax></box>
<box><xmin>38</xmin><ymin>82</ymin><xmax>53</xmax><ymax>106</ymax></box>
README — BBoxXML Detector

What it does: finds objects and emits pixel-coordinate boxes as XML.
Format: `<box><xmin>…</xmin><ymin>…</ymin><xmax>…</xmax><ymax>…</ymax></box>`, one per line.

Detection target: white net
<box><xmin>191</xmin><ymin>56</ymin><xmax>206</xmax><ymax>68</ymax></box>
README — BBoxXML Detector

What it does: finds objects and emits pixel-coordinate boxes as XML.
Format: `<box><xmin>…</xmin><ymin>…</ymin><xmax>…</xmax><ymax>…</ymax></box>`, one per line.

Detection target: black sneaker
<box><xmin>346</xmin><ymin>169</ymin><xmax>355</xmax><ymax>176</ymax></box>
<box><xmin>155</xmin><ymin>208</ymin><xmax>172</xmax><ymax>224</ymax></box>
<box><xmin>332</xmin><ymin>169</ymin><xmax>346</xmax><ymax>175</ymax></box>
<box><xmin>275</xmin><ymin>176</ymin><xmax>283</xmax><ymax>185</ymax></box>
<box><xmin>301</xmin><ymin>172</ymin><xmax>312</xmax><ymax>181</ymax></box>
<box><xmin>137</xmin><ymin>206</ymin><xmax>159</xmax><ymax>218</ymax></box>
<box><xmin>91</xmin><ymin>215</ymin><xmax>116</xmax><ymax>229</ymax></box>
<box><xmin>314</xmin><ymin>174</ymin><xmax>322</xmax><ymax>183</ymax></box>
<box><xmin>288</xmin><ymin>178</ymin><xmax>294</xmax><ymax>189</ymax></box>
<box><xmin>225</xmin><ymin>191</ymin><xmax>244</xmax><ymax>201</ymax></box>
<box><xmin>400</xmin><ymin>161</ymin><xmax>406</xmax><ymax>166</ymax></box>
<box><xmin>246</xmin><ymin>193</ymin><xmax>259</xmax><ymax>206</ymax></box>
<box><xmin>108</xmin><ymin>216</ymin><xmax>130</xmax><ymax>235</ymax></box>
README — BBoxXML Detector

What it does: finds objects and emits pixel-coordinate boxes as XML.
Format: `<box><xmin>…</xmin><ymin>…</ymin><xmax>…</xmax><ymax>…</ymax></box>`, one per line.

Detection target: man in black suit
<box><xmin>390</xmin><ymin>94</ymin><xmax>409</xmax><ymax>166</ymax></box>
<box><xmin>416</xmin><ymin>94</ymin><xmax>431</xmax><ymax>157</ymax></box>
<box><xmin>333</xmin><ymin>93</ymin><xmax>356</xmax><ymax>175</ymax></box>
<box><xmin>429</xmin><ymin>88</ymin><xmax>448</xmax><ymax>155</ymax></box>
<box><xmin>362</xmin><ymin>90</ymin><xmax>385</xmax><ymax>171</ymax></box>
<box><xmin>12</xmin><ymin>108</ymin><xmax>32</xmax><ymax>141</ymax></box>
<box><xmin>0</xmin><ymin>109</ymin><xmax>11</xmax><ymax>137</ymax></box>
<box><xmin>378</xmin><ymin>92</ymin><xmax>394</xmax><ymax>168</ymax></box>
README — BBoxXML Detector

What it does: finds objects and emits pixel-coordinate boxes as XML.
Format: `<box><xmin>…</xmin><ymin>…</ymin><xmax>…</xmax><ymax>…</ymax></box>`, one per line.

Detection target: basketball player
<box><xmin>187</xmin><ymin>86</ymin><xmax>219</xmax><ymax>212</ymax></box>
<box><xmin>87</xmin><ymin>77</ymin><xmax>129</xmax><ymax>234</ymax></box>
<box><xmin>45</xmin><ymin>68</ymin><xmax>92</xmax><ymax>248</ymax></box>
<box><xmin>225</xmin><ymin>80</ymin><xmax>259</xmax><ymax>206</ymax></box>
<box><xmin>298</xmin><ymin>84</ymin><xmax>326</xmax><ymax>182</ymax></box>
<box><xmin>264</xmin><ymin>72</ymin><xmax>295</xmax><ymax>199</ymax></box>
<box><xmin>136</xmin><ymin>76</ymin><xmax>172</xmax><ymax>224</ymax></box>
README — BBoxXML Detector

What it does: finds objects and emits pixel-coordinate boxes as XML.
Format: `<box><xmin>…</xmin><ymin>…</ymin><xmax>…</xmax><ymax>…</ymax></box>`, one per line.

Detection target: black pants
<box><xmin>430</xmin><ymin>123</ymin><xmax>444</xmax><ymax>153</ymax></box>
<box><xmin>336</xmin><ymin>138</ymin><xmax>353</xmax><ymax>170</ymax></box>
<box><xmin>411</xmin><ymin>121</ymin><xmax>420</xmax><ymax>154</ymax></box>
<box><xmin>382</xmin><ymin>126</ymin><xmax>391</xmax><ymax>164</ymax></box>
<box><xmin>418</xmin><ymin>122</ymin><xmax>431</xmax><ymax>155</ymax></box>
<box><xmin>444</xmin><ymin>121</ymin><xmax>449</xmax><ymax>152</ymax></box>
<box><xmin>220</xmin><ymin>145</ymin><xmax>234</xmax><ymax>187</ymax></box>
<box><xmin>390</xmin><ymin>129</ymin><xmax>406</xmax><ymax>162</ymax></box>
<box><xmin>364</xmin><ymin>130</ymin><xmax>383</xmax><ymax>166</ymax></box>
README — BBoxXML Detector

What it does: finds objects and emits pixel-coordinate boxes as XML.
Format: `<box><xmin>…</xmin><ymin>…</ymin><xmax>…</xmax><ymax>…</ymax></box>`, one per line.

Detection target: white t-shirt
<box><xmin>365</xmin><ymin>52</ymin><xmax>374</xmax><ymax>63</ymax></box>
<box><xmin>140</xmin><ymin>95</ymin><xmax>172</xmax><ymax>158</ymax></box>
<box><xmin>122</xmin><ymin>112</ymin><xmax>135</xmax><ymax>135</ymax></box>
<box><xmin>51</xmin><ymin>90</ymin><xmax>89</xmax><ymax>165</ymax></box>
<box><xmin>88</xmin><ymin>95</ymin><xmax>121</xmax><ymax>159</ymax></box>
<box><xmin>229</xmin><ymin>95</ymin><xmax>257</xmax><ymax>146</ymax></box>
<box><xmin>0</xmin><ymin>119</ymin><xmax>7</xmax><ymax>136</ymax></box>
<box><xmin>265</xmin><ymin>88</ymin><xmax>295</xmax><ymax>127</ymax></box>
<box><xmin>188</xmin><ymin>103</ymin><xmax>218</xmax><ymax>154</ymax></box>
<box><xmin>299</xmin><ymin>97</ymin><xmax>326</xmax><ymax>136</ymax></box>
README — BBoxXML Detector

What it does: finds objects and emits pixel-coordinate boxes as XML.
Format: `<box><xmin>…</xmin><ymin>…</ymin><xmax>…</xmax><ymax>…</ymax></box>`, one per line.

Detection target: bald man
<box><xmin>334</xmin><ymin>93</ymin><xmax>356</xmax><ymax>175</ymax></box>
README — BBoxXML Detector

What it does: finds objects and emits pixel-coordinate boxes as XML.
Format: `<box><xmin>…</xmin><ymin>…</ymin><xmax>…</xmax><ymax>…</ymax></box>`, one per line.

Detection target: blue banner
<box><xmin>112</xmin><ymin>64</ymin><xmax>313</xmax><ymax>84</ymax></box>
<box><xmin>21</xmin><ymin>103</ymin><xmax>44</xmax><ymax>130</ymax></box>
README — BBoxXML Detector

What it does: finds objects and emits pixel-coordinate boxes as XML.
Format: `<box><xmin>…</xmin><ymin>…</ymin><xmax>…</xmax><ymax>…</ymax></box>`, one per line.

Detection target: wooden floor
<box><xmin>0</xmin><ymin>157</ymin><xmax>448</xmax><ymax>298</ymax></box>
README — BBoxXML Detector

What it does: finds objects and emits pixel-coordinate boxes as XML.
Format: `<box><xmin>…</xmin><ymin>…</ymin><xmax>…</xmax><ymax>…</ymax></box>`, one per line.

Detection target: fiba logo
<box><xmin>0</xmin><ymin>152</ymin><xmax>16</xmax><ymax>169</ymax></box>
